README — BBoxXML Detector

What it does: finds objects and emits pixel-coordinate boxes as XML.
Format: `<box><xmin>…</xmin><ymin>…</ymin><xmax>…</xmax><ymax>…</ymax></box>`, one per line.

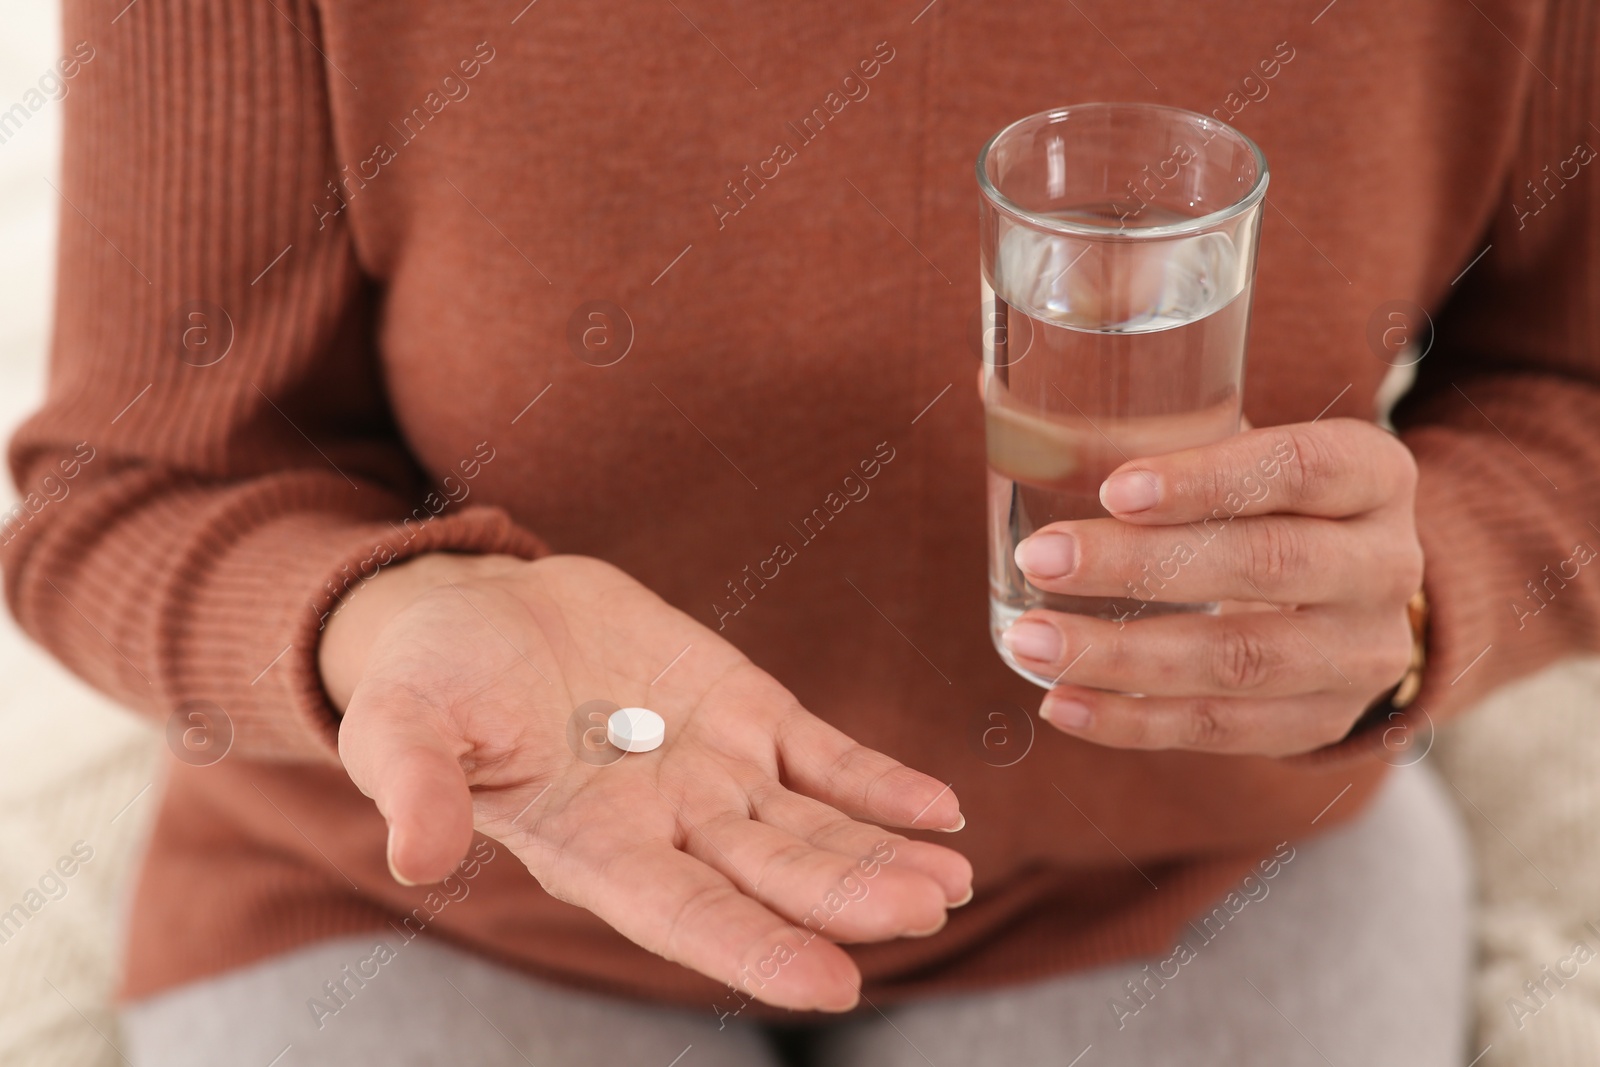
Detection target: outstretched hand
<box><xmin>324</xmin><ymin>553</ymin><xmax>971</xmax><ymax>1012</ymax></box>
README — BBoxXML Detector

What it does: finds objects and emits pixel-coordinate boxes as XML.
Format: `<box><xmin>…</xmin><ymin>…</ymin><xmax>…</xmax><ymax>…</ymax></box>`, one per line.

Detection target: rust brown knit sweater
<box><xmin>5</xmin><ymin>0</ymin><xmax>1599</xmax><ymax>1009</ymax></box>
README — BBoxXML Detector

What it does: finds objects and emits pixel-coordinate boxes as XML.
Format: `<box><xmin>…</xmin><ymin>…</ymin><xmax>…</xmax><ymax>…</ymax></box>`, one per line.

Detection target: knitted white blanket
<box><xmin>1436</xmin><ymin>658</ymin><xmax>1600</xmax><ymax>1067</ymax></box>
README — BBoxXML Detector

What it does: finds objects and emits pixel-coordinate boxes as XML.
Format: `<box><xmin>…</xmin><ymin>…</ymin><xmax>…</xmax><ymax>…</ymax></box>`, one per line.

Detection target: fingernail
<box><xmin>934</xmin><ymin>813</ymin><xmax>966</xmax><ymax>833</ymax></box>
<box><xmin>1013</xmin><ymin>533</ymin><xmax>1076</xmax><ymax>578</ymax></box>
<box><xmin>831</xmin><ymin>989</ymin><xmax>862</xmax><ymax>1012</ymax></box>
<box><xmin>1100</xmin><ymin>471</ymin><xmax>1160</xmax><ymax>513</ymax></box>
<box><xmin>1002</xmin><ymin>619</ymin><xmax>1062</xmax><ymax>663</ymax></box>
<box><xmin>1042</xmin><ymin>698</ymin><xmax>1092</xmax><ymax>731</ymax></box>
<box><xmin>907</xmin><ymin>913</ymin><xmax>949</xmax><ymax>937</ymax></box>
<box><xmin>950</xmin><ymin>886</ymin><xmax>974</xmax><ymax>908</ymax></box>
<box><xmin>387</xmin><ymin>834</ymin><xmax>418</xmax><ymax>887</ymax></box>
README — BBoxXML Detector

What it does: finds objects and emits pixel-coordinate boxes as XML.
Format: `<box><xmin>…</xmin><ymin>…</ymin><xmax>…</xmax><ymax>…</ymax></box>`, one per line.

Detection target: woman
<box><xmin>6</xmin><ymin>0</ymin><xmax>1597</xmax><ymax>1063</ymax></box>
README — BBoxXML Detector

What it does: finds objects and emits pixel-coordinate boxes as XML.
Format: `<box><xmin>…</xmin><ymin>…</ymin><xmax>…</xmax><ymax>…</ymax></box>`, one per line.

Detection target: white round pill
<box><xmin>607</xmin><ymin>707</ymin><xmax>665</xmax><ymax>753</ymax></box>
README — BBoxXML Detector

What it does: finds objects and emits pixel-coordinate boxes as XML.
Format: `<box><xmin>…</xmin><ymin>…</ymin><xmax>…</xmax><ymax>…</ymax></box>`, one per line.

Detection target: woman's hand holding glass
<box><xmin>1003</xmin><ymin>418</ymin><xmax>1424</xmax><ymax>757</ymax></box>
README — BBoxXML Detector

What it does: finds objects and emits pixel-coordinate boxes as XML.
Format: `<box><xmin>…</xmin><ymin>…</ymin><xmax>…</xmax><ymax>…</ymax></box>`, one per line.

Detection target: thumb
<box><xmin>338</xmin><ymin>686</ymin><xmax>475</xmax><ymax>887</ymax></box>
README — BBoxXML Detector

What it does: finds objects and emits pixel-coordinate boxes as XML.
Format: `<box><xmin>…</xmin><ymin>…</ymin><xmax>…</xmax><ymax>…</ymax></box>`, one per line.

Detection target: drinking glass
<box><xmin>976</xmin><ymin>102</ymin><xmax>1269</xmax><ymax>687</ymax></box>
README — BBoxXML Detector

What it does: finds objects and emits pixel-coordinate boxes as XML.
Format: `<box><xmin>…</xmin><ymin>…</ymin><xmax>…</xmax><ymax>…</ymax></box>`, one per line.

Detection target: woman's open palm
<box><xmin>334</xmin><ymin>554</ymin><xmax>971</xmax><ymax>1012</ymax></box>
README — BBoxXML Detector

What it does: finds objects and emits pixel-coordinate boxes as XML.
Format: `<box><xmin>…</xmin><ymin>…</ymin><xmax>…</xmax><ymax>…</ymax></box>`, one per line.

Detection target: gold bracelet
<box><xmin>1390</xmin><ymin>587</ymin><xmax>1429</xmax><ymax>708</ymax></box>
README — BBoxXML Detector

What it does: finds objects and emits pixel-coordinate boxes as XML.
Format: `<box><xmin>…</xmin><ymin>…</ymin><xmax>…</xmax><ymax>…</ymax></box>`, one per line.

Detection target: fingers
<box><xmin>1001</xmin><ymin>605</ymin><xmax>1413</xmax><ymax>700</ymax></box>
<box><xmin>338</xmin><ymin>685</ymin><xmax>475</xmax><ymax>886</ymax></box>
<box><xmin>1015</xmin><ymin>514</ymin><xmax>1399</xmax><ymax>605</ymax></box>
<box><xmin>681</xmin><ymin>812</ymin><xmax>949</xmax><ymax>943</ymax></box>
<box><xmin>774</xmin><ymin>711</ymin><xmax>963</xmax><ymax>833</ymax></box>
<box><xmin>1038</xmin><ymin>686</ymin><xmax>1365</xmax><ymax>757</ymax></box>
<box><xmin>750</xmin><ymin>787</ymin><xmax>973</xmax><ymax>906</ymax></box>
<box><xmin>568</xmin><ymin>838</ymin><xmax>863</xmax><ymax>1012</ymax></box>
<box><xmin>1096</xmin><ymin>418</ymin><xmax>1417</xmax><ymax>524</ymax></box>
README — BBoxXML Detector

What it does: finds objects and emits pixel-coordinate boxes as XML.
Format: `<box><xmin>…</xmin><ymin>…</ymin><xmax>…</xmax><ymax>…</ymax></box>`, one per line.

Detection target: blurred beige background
<box><xmin>1</xmin><ymin>4</ymin><xmax>1598</xmax><ymax>1065</ymax></box>
<box><xmin>0</xmin><ymin>5</ymin><xmax>163</xmax><ymax>1064</ymax></box>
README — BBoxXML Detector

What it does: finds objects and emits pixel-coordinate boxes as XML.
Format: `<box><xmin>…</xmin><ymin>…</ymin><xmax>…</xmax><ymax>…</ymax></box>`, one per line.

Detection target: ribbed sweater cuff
<box><xmin>177</xmin><ymin>499</ymin><xmax>548</xmax><ymax>764</ymax></box>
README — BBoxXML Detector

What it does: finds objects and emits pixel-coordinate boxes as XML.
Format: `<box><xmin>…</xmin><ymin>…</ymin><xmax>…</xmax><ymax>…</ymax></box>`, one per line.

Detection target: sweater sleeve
<box><xmin>0</xmin><ymin>0</ymin><xmax>546</xmax><ymax>763</ymax></box>
<box><xmin>1300</xmin><ymin>0</ymin><xmax>1600</xmax><ymax>766</ymax></box>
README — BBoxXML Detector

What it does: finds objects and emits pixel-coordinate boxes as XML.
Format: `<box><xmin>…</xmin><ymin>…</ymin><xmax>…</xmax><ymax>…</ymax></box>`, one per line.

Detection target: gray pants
<box><xmin>121</xmin><ymin>764</ymin><xmax>1473</xmax><ymax>1067</ymax></box>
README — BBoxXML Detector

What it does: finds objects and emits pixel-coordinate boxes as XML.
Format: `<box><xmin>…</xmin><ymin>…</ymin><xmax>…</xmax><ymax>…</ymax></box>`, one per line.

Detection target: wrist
<box><xmin>317</xmin><ymin>551</ymin><xmax>526</xmax><ymax>712</ymax></box>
